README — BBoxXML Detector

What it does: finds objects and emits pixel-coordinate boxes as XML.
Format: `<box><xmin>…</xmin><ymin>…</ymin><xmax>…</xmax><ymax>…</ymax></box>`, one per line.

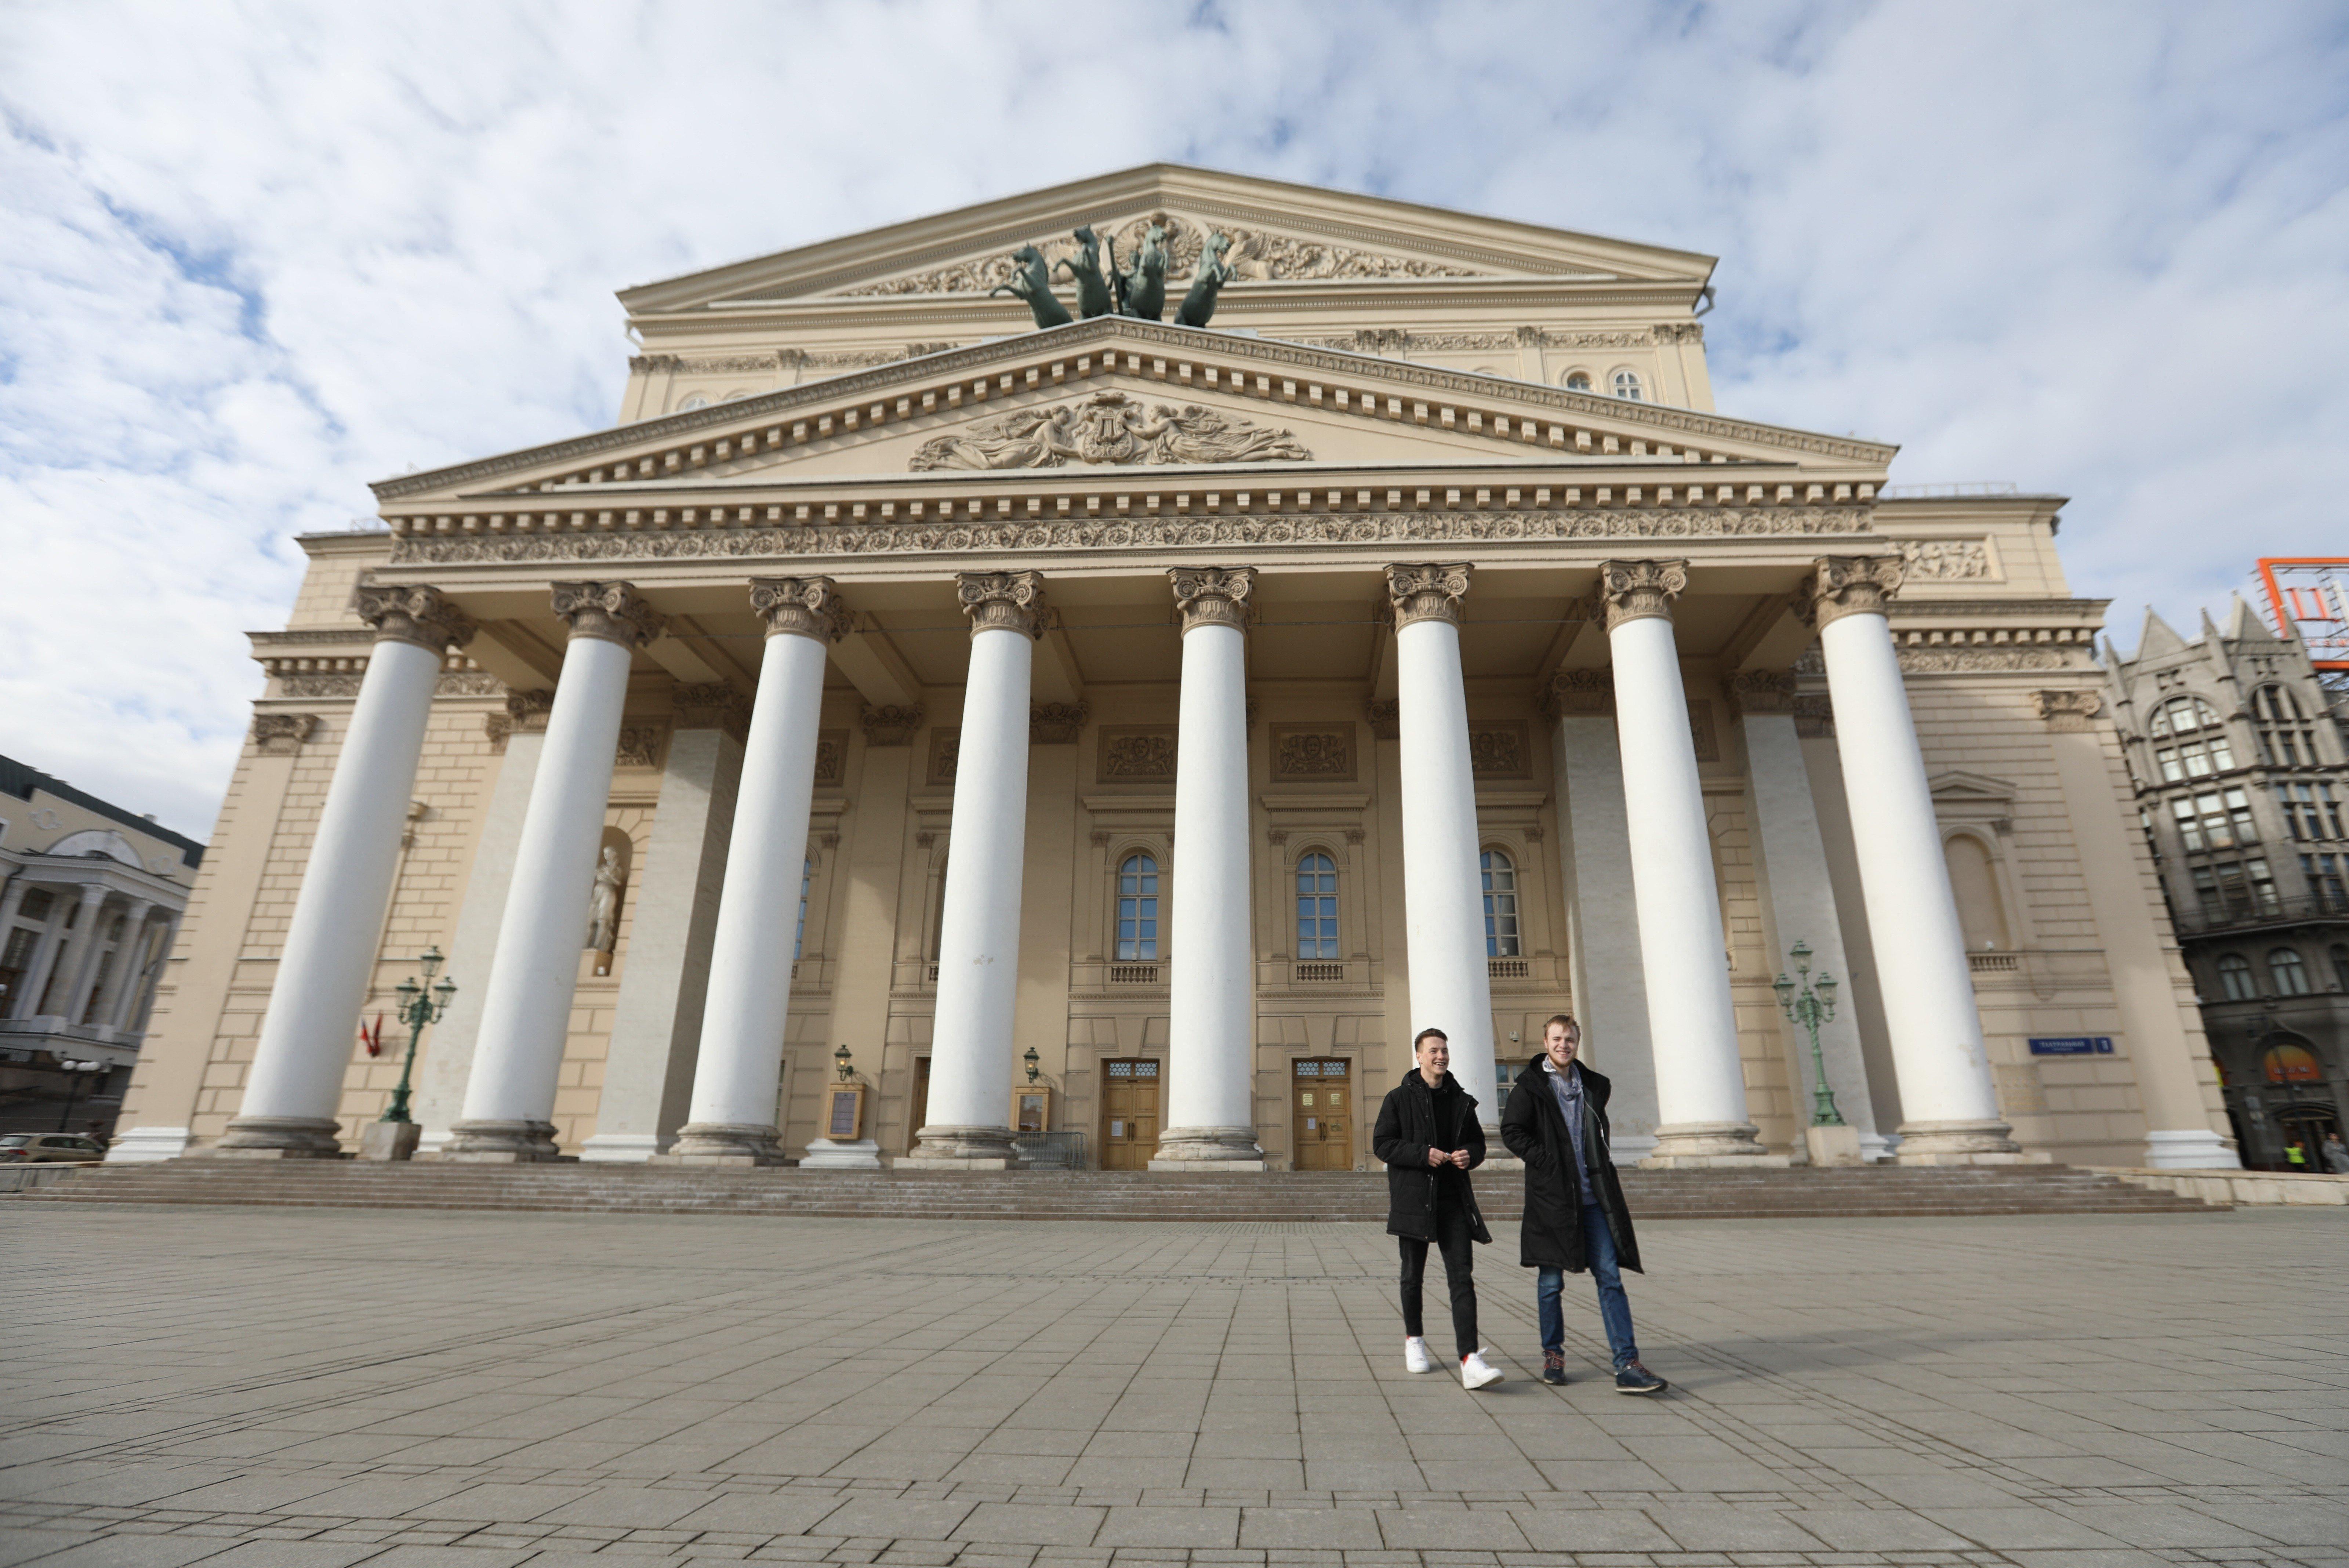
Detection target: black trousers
<box><xmin>1397</xmin><ymin>1199</ymin><xmax>1479</xmax><ymax>1359</ymax></box>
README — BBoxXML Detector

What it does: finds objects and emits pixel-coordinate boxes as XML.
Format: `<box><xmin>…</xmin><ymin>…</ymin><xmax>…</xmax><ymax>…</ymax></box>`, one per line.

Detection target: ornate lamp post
<box><xmin>1772</xmin><ymin>940</ymin><xmax>1845</xmax><ymax>1128</ymax></box>
<box><xmin>380</xmin><ymin>947</ymin><xmax>456</xmax><ymax>1126</ymax></box>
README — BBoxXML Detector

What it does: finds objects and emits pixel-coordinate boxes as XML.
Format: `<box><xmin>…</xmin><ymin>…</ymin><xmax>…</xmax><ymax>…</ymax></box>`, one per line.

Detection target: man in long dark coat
<box><xmin>1372</xmin><ymin>1027</ymin><xmax>1503</xmax><ymax>1389</ymax></box>
<box><xmin>1498</xmin><ymin>1013</ymin><xmax>1669</xmax><ymax>1394</ymax></box>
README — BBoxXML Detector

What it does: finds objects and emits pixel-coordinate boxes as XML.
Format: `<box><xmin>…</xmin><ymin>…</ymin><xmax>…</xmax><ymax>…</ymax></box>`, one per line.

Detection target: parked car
<box><xmin>0</xmin><ymin>1134</ymin><xmax>106</xmax><ymax>1162</ymax></box>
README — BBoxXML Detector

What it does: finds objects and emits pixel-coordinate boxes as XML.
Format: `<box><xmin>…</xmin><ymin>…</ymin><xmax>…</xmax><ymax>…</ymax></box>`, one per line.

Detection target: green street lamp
<box><xmin>1772</xmin><ymin>939</ymin><xmax>1845</xmax><ymax>1128</ymax></box>
<box><xmin>379</xmin><ymin>947</ymin><xmax>456</xmax><ymax>1126</ymax></box>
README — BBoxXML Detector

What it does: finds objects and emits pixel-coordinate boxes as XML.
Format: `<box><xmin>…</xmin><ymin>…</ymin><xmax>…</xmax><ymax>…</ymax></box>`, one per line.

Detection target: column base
<box><xmin>429</xmin><ymin>1119</ymin><xmax>563</xmax><ymax>1162</ymax></box>
<box><xmin>1150</xmin><ymin>1126</ymin><xmax>1264</xmax><ymax>1165</ymax></box>
<box><xmin>2143</xmin><ymin>1128</ymin><xmax>2242</xmax><ymax>1171</ymax></box>
<box><xmin>1640</xmin><ymin>1121</ymin><xmax>1787</xmax><ymax>1168</ymax></box>
<box><xmin>651</xmin><ymin>1122</ymin><xmax>790</xmax><ymax>1165</ymax></box>
<box><xmin>1858</xmin><ymin>1130</ymin><xmax>1896</xmax><ymax>1164</ymax></box>
<box><xmin>1608</xmin><ymin>1133</ymin><xmax>1659</xmax><ymax>1168</ymax></box>
<box><xmin>208</xmin><ymin>1116</ymin><xmax>345</xmax><ymax>1159</ymax></box>
<box><xmin>577</xmin><ymin>1133</ymin><xmax>665</xmax><ymax>1164</ymax></box>
<box><xmin>800</xmin><ymin>1138</ymin><xmax>882</xmax><ymax>1169</ymax></box>
<box><xmin>1893</xmin><ymin>1118</ymin><xmax>2032</xmax><ymax>1165</ymax></box>
<box><xmin>903</xmin><ymin>1125</ymin><xmax>1027</xmax><ymax>1169</ymax></box>
<box><xmin>358</xmin><ymin>1122</ymin><xmax>421</xmax><ymax>1162</ymax></box>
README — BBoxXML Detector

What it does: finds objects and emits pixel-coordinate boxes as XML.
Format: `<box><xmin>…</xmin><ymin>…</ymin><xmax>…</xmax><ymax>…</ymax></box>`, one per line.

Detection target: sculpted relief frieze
<box><xmin>391</xmin><ymin>505</ymin><xmax>1866</xmax><ymax>567</ymax></box>
<box><xmin>838</xmin><ymin>212</ymin><xmax>1486</xmax><ymax>298</ymax></box>
<box><xmin>908</xmin><ymin>391</ymin><xmax>1311</xmax><ymax>471</ymax></box>
<box><xmin>1896</xmin><ymin>538</ymin><xmax>1993</xmax><ymax>580</ymax></box>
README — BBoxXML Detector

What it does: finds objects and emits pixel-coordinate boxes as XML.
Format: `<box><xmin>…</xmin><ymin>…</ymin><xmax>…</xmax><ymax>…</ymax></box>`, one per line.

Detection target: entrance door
<box><xmin>1100</xmin><ymin>1058</ymin><xmax>1161</xmax><ymax>1169</ymax></box>
<box><xmin>908</xmin><ymin>1056</ymin><xmax>930</xmax><ymax>1154</ymax></box>
<box><xmin>1291</xmin><ymin>1057</ymin><xmax>1353</xmax><ymax>1171</ymax></box>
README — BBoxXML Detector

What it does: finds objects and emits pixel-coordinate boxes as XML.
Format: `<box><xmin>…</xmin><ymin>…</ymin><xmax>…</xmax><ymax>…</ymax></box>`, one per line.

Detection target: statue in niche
<box><xmin>587</xmin><ymin>846</ymin><xmax>627</xmax><ymax>968</ymax></box>
<box><xmin>1054</xmin><ymin>226</ymin><xmax>1117</xmax><ymax>319</ymax></box>
<box><xmin>990</xmin><ymin>245</ymin><xmax>1073</xmax><ymax>330</ymax></box>
<box><xmin>1174</xmin><ymin>232</ymin><xmax>1237</xmax><ymax>328</ymax></box>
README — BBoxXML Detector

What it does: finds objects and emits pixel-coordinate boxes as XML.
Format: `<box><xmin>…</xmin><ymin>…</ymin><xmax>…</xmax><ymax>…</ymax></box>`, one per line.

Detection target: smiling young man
<box><xmin>1499</xmin><ymin>1014</ymin><xmax>1668</xmax><ymax>1394</ymax></box>
<box><xmin>1372</xmin><ymin>1027</ymin><xmax>1502</xmax><ymax>1390</ymax></box>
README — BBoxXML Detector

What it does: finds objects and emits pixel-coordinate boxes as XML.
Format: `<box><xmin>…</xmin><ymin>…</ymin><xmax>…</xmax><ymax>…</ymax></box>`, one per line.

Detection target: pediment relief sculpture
<box><xmin>908</xmin><ymin>391</ymin><xmax>1311</xmax><ymax>472</ymax></box>
<box><xmin>841</xmin><ymin>210</ymin><xmax>1486</xmax><ymax>300</ymax></box>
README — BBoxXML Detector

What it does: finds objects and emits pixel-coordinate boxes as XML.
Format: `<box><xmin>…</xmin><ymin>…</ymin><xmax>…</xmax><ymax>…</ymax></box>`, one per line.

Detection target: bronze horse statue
<box><xmin>991</xmin><ymin>244</ymin><xmax>1073</xmax><ymax>329</ymax></box>
<box><xmin>1116</xmin><ymin>222</ymin><xmax>1170</xmax><ymax>321</ymax></box>
<box><xmin>1054</xmin><ymin>226</ymin><xmax>1116</xmax><ymax>319</ymax></box>
<box><xmin>1175</xmin><ymin>232</ymin><xmax>1237</xmax><ymax>328</ymax></box>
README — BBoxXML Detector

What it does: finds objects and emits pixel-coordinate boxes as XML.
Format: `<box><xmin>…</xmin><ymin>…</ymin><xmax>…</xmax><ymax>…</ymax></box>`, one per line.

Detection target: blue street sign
<box><xmin>2028</xmin><ymin>1036</ymin><xmax>2114</xmax><ymax>1056</ymax></box>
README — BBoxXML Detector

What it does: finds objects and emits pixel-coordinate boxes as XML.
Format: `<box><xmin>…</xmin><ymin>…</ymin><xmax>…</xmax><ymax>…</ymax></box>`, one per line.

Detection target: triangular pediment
<box><xmin>373</xmin><ymin>317</ymin><xmax>1890</xmax><ymax>506</ymax></box>
<box><xmin>1929</xmin><ymin>770</ymin><xmax>2018</xmax><ymax>806</ymax></box>
<box><xmin>617</xmin><ymin>164</ymin><xmax>1716</xmax><ymax>315</ymax></box>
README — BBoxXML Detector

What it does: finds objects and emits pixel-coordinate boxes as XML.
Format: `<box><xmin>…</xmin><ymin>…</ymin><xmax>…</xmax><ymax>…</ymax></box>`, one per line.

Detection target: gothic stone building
<box><xmin>2104</xmin><ymin>599</ymin><xmax>2349</xmax><ymax>1169</ymax></box>
<box><xmin>112</xmin><ymin>166</ymin><xmax>2239</xmax><ymax>1173</ymax></box>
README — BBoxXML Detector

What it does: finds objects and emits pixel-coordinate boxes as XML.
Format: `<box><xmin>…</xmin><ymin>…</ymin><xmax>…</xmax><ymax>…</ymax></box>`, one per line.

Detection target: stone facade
<box><xmin>112</xmin><ymin>167</ymin><xmax>2237</xmax><ymax>1172</ymax></box>
<box><xmin>2103</xmin><ymin>598</ymin><xmax>2349</xmax><ymax>1170</ymax></box>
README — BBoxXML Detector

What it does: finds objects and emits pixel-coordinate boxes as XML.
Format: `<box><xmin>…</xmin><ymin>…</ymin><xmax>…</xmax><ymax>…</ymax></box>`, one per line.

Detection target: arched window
<box><xmin>2217</xmin><ymin>953</ymin><xmax>2257</xmax><ymax>1000</ymax></box>
<box><xmin>2262</xmin><ymin>1041</ymin><xmax>2322</xmax><ymax>1083</ymax></box>
<box><xmin>2255</xmin><ymin>685</ymin><xmax>2303</xmax><ymax>722</ymax></box>
<box><xmin>676</xmin><ymin>394</ymin><xmax>708</xmax><ymax>411</ymax></box>
<box><xmin>1296</xmin><ymin>853</ymin><xmax>1338</xmax><ymax>959</ymax></box>
<box><xmin>2269</xmin><ymin>947</ymin><xmax>2312</xmax><ymax>996</ymax></box>
<box><xmin>2150</xmin><ymin>694</ymin><xmax>2234</xmax><ymax>779</ymax></box>
<box><xmin>720</xmin><ymin>389</ymin><xmax>753</xmax><ymax>402</ymax></box>
<box><xmin>1480</xmin><ymin>850</ymin><xmax>1521</xmax><ymax>957</ymax></box>
<box><xmin>1562</xmin><ymin>370</ymin><xmax>1592</xmax><ymax>392</ymax></box>
<box><xmin>794</xmin><ymin>857</ymin><xmax>814</xmax><ymax>961</ymax></box>
<box><xmin>1944</xmin><ymin>835</ymin><xmax>2010</xmax><ymax>950</ymax></box>
<box><xmin>1610</xmin><ymin>368</ymin><xmax>1644</xmax><ymax>401</ymax></box>
<box><xmin>1117</xmin><ymin>854</ymin><xmax>1160</xmax><ymax>961</ymax></box>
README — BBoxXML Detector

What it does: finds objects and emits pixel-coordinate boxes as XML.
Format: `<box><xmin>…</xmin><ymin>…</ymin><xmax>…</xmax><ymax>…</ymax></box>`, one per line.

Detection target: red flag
<box><xmin>361</xmin><ymin>1015</ymin><xmax>384</xmax><ymax>1057</ymax></box>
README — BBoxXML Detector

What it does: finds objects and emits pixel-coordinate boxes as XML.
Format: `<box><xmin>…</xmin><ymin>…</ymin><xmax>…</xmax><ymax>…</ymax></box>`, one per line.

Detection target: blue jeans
<box><xmin>1538</xmin><ymin>1201</ymin><xmax>1638</xmax><ymax>1369</ymax></box>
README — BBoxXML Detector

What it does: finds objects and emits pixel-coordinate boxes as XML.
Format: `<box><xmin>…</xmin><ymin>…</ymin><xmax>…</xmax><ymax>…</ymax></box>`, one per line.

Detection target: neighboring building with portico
<box><xmin>111</xmin><ymin>166</ymin><xmax>2238</xmax><ymax>1173</ymax></box>
<box><xmin>1</xmin><ymin>756</ymin><xmax>202</xmax><ymax>1138</ymax></box>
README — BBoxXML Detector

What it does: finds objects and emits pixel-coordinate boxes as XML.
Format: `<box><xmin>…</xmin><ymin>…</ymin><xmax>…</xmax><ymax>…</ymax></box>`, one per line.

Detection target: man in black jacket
<box><xmin>1372</xmin><ymin>1027</ymin><xmax>1503</xmax><ymax>1389</ymax></box>
<box><xmin>1499</xmin><ymin>1014</ymin><xmax>1668</xmax><ymax>1394</ymax></box>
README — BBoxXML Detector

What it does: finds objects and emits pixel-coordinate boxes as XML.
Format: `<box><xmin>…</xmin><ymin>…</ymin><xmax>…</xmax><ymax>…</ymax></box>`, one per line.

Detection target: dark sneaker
<box><xmin>1542</xmin><ymin>1350</ymin><xmax>1568</xmax><ymax>1385</ymax></box>
<box><xmin>1614</xmin><ymin>1362</ymin><xmax>1669</xmax><ymax>1395</ymax></box>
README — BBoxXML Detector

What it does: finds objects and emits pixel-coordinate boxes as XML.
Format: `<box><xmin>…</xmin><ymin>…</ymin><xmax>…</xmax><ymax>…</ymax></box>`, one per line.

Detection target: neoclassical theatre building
<box><xmin>113</xmin><ymin>166</ymin><xmax>2239</xmax><ymax>1173</ymax></box>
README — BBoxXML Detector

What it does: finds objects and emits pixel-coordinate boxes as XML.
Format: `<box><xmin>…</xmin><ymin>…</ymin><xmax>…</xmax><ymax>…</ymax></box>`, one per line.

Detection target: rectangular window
<box><xmin>2181</xmin><ymin>740</ymin><xmax>2214</xmax><ymax>778</ymax></box>
<box><xmin>2173</xmin><ymin>796</ymin><xmax>2203</xmax><ymax>852</ymax></box>
<box><xmin>2157</xmin><ymin>747</ymin><xmax>2183</xmax><ymax>782</ymax></box>
<box><xmin>2224</xmin><ymin>787</ymin><xmax>2255</xmax><ymax>846</ymax></box>
<box><xmin>2312</xmin><ymin>854</ymin><xmax>2348</xmax><ymax>908</ymax></box>
<box><xmin>2324</xmin><ymin>784</ymin><xmax>2345</xmax><ymax>840</ymax></box>
<box><xmin>2192</xmin><ymin>865</ymin><xmax>2222</xmax><ymax>914</ymax></box>
<box><xmin>2247</xmin><ymin>857</ymin><xmax>2280</xmax><ymax>913</ymax></box>
<box><xmin>2209</xmin><ymin>734</ymin><xmax>2236</xmax><ymax>770</ymax></box>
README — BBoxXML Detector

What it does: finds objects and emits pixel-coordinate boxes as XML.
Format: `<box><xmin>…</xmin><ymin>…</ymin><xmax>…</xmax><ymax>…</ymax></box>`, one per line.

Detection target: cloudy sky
<box><xmin>5</xmin><ymin>0</ymin><xmax>2346</xmax><ymax>838</ymax></box>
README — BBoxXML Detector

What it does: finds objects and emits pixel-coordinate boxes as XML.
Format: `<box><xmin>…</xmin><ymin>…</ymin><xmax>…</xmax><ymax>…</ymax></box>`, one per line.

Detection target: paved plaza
<box><xmin>1</xmin><ymin>1205</ymin><xmax>2343</xmax><ymax>1568</ymax></box>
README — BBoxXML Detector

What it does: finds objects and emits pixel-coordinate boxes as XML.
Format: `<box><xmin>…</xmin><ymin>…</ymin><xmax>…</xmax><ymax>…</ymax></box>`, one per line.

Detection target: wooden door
<box><xmin>1291</xmin><ymin>1057</ymin><xmax>1353</xmax><ymax>1171</ymax></box>
<box><xmin>908</xmin><ymin>1056</ymin><xmax>930</xmax><ymax>1153</ymax></box>
<box><xmin>1100</xmin><ymin>1058</ymin><xmax>1161</xmax><ymax>1169</ymax></box>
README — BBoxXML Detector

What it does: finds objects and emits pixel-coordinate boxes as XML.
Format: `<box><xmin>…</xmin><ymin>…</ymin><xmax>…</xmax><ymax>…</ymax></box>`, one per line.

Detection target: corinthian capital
<box><xmin>551</xmin><ymin>581</ymin><xmax>666</xmax><ymax>647</ymax></box>
<box><xmin>748</xmin><ymin>576</ymin><xmax>852</xmax><ymax>642</ymax></box>
<box><xmin>956</xmin><ymin>570</ymin><xmax>1048</xmax><ymax>638</ymax></box>
<box><xmin>1540</xmin><ymin>668</ymin><xmax>1615</xmax><ymax>719</ymax></box>
<box><xmin>1727</xmin><ymin>670</ymin><xmax>1797</xmax><ymax>716</ymax></box>
<box><xmin>1596</xmin><ymin>559</ymin><xmax>1688</xmax><ymax>631</ymax></box>
<box><xmin>1168</xmin><ymin>566</ymin><xmax>1256</xmax><ymax>632</ymax></box>
<box><xmin>1384</xmin><ymin>563</ymin><xmax>1473</xmax><ymax>629</ymax></box>
<box><xmin>1796</xmin><ymin>556</ymin><xmax>1904</xmax><ymax>629</ymax></box>
<box><xmin>2033</xmin><ymin>689</ymin><xmax>2105</xmax><ymax>731</ymax></box>
<box><xmin>353</xmin><ymin>584</ymin><xmax>475</xmax><ymax>653</ymax></box>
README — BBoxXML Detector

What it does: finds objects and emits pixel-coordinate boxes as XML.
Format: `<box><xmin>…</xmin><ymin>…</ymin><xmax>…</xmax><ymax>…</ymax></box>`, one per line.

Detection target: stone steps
<box><xmin>6</xmin><ymin>1161</ymin><xmax>2223</xmax><ymax>1219</ymax></box>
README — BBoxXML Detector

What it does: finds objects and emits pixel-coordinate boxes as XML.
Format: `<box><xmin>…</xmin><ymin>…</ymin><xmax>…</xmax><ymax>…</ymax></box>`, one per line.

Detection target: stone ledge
<box><xmin>2087</xmin><ymin>1166</ymin><xmax>2349</xmax><ymax>1206</ymax></box>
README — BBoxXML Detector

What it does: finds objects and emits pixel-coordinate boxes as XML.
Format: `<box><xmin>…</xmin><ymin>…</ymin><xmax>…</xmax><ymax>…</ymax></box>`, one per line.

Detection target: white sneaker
<box><xmin>1403</xmin><ymin>1336</ymin><xmax>1434</xmax><ymax>1373</ymax></box>
<box><xmin>1461</xmin><ymin>1349</ymin><xmax>1504</xmax><ymax>1390</ymax></box>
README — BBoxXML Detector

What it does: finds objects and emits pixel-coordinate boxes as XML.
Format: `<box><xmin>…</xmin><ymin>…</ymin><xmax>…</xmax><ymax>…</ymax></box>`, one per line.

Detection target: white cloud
<box><xmin>3</xmin><ymin>0</ymin><xmax>2344</xmax><ymax>835</ymax></box>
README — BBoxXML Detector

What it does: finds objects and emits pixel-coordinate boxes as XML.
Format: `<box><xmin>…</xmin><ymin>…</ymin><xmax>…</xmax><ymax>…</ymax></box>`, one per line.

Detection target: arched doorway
<box><xmin>2253</xmin><ymin>1038</ymin><xmax>2341</xmax><ymax>1172</ymax></box>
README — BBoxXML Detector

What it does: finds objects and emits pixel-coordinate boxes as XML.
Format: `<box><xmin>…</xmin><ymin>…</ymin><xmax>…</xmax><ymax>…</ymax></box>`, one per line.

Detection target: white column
<box><xmin>92</xmin><ymin>898</ymin><xmax>156</xmax><ymax>1033</ymax></box>
<box><xmin>444</xmin><ymin>582</ymin><xmax>664</xmax><ymax>1160</ymax></box>
<box><xmin>1601</xmin><ymin>560</ymin><xmax>1771</xmax><ymax>1165</ymax></box>
<box><xmin>122</xmin><ymin>912</ymin><xmax>178</xmax><ymax>1037</ymax></box>
<box><xmin>8</xmin><ymin>892</ymin><xmax>70</xmax><ymax>1021</ymax></box>
<box><xmin>1386</xmin><ymin>564</ymin><xmax>1500</xmax><ymax>1131</ymax></box>
<box><xmin>1733</xmin><ymin>672</ymin><xmax>1885</xmax><ymax>1160</ymax></box>
<box><xmin>46</xmin><ymin>885</ymin><xmax>112</xmax><ymax>1022</ymax></box>
<box><xmin>1155</xmin><ymin>567</ymin><xmax>1265</xmax><ymax>1169</ymax></box>
<box><xmin>412</xmin><ymin>693</ymin><xmax>548</xmax><ymax>1149</ymax></box>
<box><xmin>1808</xmin><ymin>556</ymin><xmax>2019</xmax><ymax>1163</ymax></box>
<box><xmin>668</xmin><ymin>581</ymin><xmax>845</xmax><ymax>1164</ymax></box>
<box><xmin>1545</xmin><ymin>671</ymin><xmax>1660</xmax><ymax>1162</ymax></box>
<box><xmin>217</xmin><ymin>587</ymin><xmax>472</xmax><ymax>1157</ymax></box>
<box><xmin>907</xmin><ymin>571</ymin><xmax>1045</xmax><ymax>1167</ymax></box>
